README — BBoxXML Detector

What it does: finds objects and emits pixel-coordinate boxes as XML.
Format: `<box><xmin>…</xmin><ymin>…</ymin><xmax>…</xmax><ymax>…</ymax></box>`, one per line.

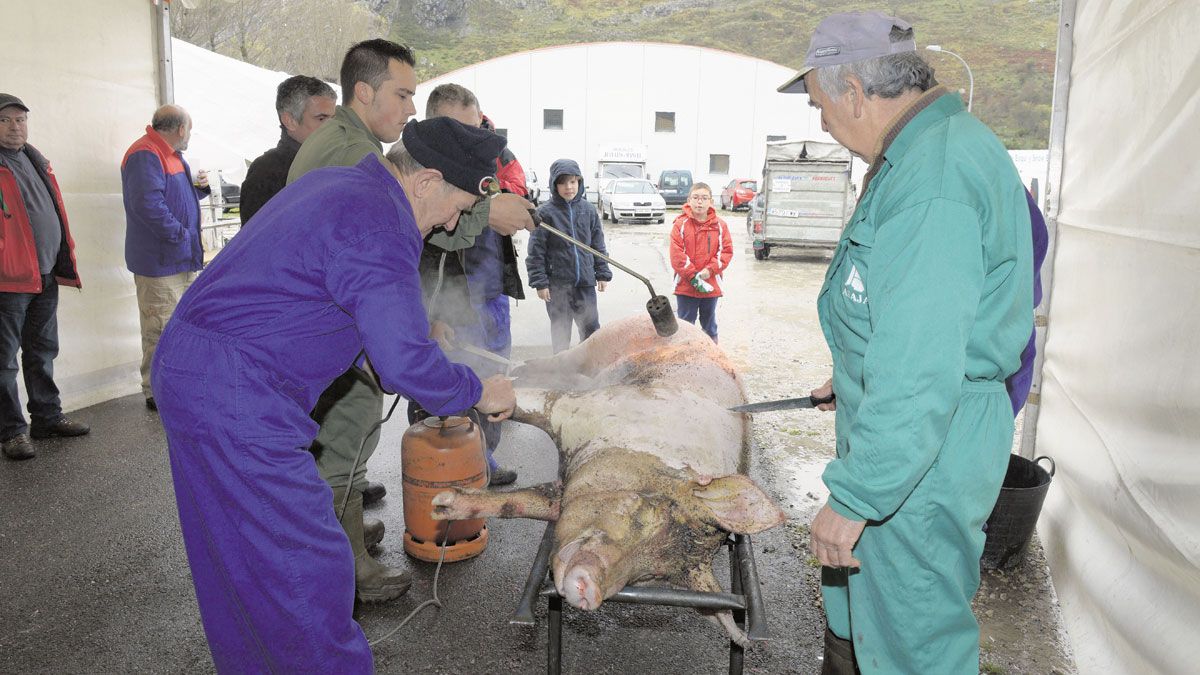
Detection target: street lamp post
<box><xmin>926</xmin><ymin>45</ymin><xmax>973</xmax><ymax>112</ymax></box>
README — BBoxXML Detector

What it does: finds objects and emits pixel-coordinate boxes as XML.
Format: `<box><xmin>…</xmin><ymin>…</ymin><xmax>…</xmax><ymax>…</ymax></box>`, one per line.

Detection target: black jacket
<box><xmin>527</xmin><ymin>159</ymin><xmax>612</xmax><ymax>289</ymax></box>
<box><xmin>240</xmin><ymin>127</ymin><xmax>301</xmax><ymax>225</ymax></box>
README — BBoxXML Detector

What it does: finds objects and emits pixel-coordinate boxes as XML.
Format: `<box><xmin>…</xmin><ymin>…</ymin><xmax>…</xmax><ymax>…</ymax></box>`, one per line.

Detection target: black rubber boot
<box><xmin>821</xmin><ymin>627</ymin><xmax>859</xmax><ymax>675</ymax></box>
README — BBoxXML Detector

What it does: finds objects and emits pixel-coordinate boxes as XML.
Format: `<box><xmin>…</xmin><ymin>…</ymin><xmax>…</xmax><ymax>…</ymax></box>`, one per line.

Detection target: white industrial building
<box><xmin>413</xmin><ymin>42</ymin><xmax>838</xmax><ymax>195</ymax></box>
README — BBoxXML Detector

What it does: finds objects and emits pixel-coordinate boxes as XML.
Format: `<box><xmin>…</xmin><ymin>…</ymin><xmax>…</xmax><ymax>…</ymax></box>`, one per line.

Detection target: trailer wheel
<box><xmin>754</xmin><ymin>247</ymin><xmax>766</xmax><ymax>261</ymax></box>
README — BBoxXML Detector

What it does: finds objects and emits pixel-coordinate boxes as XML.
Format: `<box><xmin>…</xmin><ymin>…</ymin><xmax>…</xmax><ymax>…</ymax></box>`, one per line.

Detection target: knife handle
<box><xmin>811</xmin><ymin>393</ymin><xmax>836</xmax><ymax>406</ymax></box>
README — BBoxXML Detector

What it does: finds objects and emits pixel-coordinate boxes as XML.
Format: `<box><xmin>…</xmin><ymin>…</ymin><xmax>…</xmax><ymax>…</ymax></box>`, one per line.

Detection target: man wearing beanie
<box><xmin>778</xmin><ymin>11</ymin><xmax>1032</xmax><ymax>674</ymax></box>
<box><xmin>283</xmin><ymin>39</ymin><xmax>533</xmax><ymax>606</ymax></box>
<box><xmin>150</xmin><ymin>117</ymin><xmax>521</xmax><ymax>672</ymax></box>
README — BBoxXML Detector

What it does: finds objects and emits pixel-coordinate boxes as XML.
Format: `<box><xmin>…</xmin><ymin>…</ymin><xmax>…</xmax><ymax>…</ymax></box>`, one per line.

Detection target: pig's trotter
<box><xmin>431</xmin><ymin>482</ymin><xmax>562</xmax><ymax>521</ymax></box>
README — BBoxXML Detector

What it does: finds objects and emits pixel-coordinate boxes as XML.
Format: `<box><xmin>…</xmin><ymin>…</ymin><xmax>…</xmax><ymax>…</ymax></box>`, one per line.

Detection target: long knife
<box><xmin>729</xmin><ymin>393</ymin><xmax>835</xmax><ymax>414</ymax></box>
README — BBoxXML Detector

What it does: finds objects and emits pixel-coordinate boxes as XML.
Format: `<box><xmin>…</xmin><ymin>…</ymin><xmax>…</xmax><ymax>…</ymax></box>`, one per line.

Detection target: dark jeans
<box><xmin>0</xmin><ymin>274</ymin><xmax>62</xmax><ymax>439</ymax></box>
<box><xmin>546</xmin><ymin>284</ymin><xmax>600</xmax><ymax>354</ymax></box>
<box><xmin>676</xmin><ymin>294</ymin><xmax>719</xmax><ymax>341</ymax></box>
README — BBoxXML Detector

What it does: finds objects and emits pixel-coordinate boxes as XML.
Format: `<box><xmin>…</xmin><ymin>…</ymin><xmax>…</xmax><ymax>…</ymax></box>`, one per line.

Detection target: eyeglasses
<box><xmin>689</xmin><ymin>195</ymin><xmax>712</xmax><ymax>201</ymax></box>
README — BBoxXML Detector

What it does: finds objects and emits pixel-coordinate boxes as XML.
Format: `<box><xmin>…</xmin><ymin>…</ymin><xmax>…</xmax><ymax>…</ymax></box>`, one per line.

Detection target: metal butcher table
<box><xmin>510</xmin><ymin>521</ymin><xmax>770</xmax><ymax>674</ymax></box>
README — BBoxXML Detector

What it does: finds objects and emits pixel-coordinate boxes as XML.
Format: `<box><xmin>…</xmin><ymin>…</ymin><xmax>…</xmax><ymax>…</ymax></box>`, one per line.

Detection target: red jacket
<box><xmin>0</xmin><ymin>144</ymin><xmax>81</xmax><ymax>293</ymax></box>
<box><xmin>670</xmin><ymin>204</ymin><xmax>732</xmax><ymax>298</ymax></box>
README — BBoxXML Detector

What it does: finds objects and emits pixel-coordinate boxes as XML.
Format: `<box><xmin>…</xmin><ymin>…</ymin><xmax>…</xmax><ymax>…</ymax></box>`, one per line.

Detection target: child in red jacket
<box><xmin>669</xmin><ymin>182</ymin><xmax>733</xmax><ymax>342</ymax></box>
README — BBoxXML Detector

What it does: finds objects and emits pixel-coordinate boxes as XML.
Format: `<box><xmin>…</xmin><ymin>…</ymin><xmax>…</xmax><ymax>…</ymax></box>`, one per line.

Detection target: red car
<box><xmin>720</xmin><ymin>178</ymin><xmax>758</xmax><ymax>211</ymax></box>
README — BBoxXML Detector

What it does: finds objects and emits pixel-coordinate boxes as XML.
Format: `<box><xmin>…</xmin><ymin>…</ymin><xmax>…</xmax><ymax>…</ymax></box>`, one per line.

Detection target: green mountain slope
<box><xmin>388</xmin><ymin>0</ymin><xmax>1059</xmax><ymax>148</ymax></box>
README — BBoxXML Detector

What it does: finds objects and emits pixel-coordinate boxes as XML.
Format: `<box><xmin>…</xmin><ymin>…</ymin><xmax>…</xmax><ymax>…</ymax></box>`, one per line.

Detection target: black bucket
<box><xmin>981</xmin><ymin>455</ymin><xmax>1055</xmax><ymax>570</ymax></box>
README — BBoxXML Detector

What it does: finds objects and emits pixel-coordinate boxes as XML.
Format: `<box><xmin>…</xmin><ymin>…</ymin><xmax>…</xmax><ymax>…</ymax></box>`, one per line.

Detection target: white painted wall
<box><xmin>415</xmin><ymin>42</ymin><xmax>835</xmax><ymax>195</ymax></box>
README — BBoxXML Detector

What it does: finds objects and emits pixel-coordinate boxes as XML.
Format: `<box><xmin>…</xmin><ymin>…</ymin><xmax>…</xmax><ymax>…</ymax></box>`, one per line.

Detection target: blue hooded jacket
<box><xmin>526</xmin><ymin>159</ymin><xmax>612</xmax><ymax>289</ymax></box>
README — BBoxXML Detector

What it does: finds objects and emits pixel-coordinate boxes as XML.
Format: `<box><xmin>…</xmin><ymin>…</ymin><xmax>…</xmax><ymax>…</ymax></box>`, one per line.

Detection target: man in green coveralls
<box><xmin>287</xmin><ymin>39</ymin><xmax>533</xmax><ymax>602</ymax></box>
<box><xmin>777</xmin><ymin>12</ymin><xmax>1033</xmax><ymax>673</ymax></box>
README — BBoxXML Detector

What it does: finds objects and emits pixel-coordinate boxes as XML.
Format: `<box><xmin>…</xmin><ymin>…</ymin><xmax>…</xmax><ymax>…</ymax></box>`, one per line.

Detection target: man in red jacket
<box><xmin>0</xmin><ymin>93</ymin><xmax>88</xmax><ymax>461</ymax></box>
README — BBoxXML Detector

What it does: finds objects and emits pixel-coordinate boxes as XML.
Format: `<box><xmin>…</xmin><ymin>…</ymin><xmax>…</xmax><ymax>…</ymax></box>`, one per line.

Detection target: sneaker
<box><xmin>29</xmin><ymin>417</ymin><xmax>91</xmax><ymax>439</ymax></box>
<box><xmin>2</xmin><ymin>433</ymin><xmax>35</xmax><ymax>460</ymax></box>
<box><xmin>489</xmin><ymin>466</ymin><xmax>518</xmax><ymax>487</ymax></box>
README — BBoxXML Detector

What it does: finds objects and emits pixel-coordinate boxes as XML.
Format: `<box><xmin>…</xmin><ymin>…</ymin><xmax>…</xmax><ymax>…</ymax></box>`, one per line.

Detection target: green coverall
<box><xmin>816</xmin><ymin>91</ymin><xmax>1033</xmax><ymax>674</ymax></box>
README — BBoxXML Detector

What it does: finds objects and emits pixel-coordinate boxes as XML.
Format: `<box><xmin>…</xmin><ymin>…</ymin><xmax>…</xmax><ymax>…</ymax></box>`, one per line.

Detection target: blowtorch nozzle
<box><xmin>528</xmin><ymin>209</ymin><xmax>678</xmax><ymax>338</ymax></box>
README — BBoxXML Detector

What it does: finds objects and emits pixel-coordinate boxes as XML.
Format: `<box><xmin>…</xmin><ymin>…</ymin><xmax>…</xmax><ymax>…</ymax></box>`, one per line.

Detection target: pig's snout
<box><xmin>558</xmin><ymin>551</ymin><xmax>606</xmax><ymax>611</ymax></box>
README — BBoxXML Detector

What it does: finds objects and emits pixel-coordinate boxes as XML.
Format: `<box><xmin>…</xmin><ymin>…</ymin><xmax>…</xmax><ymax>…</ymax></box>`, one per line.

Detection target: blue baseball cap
<box><xmin>778</xmin><ymin>11</ymin><xmax>916</xmax><ymax>94</ymax></box>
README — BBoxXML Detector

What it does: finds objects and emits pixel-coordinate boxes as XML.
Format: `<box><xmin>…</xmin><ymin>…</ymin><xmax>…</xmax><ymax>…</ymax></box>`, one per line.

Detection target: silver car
<box><xmin>599</xmin><ymin>179</ymin><xmax>666</xmax><ymax>224</ymax></box>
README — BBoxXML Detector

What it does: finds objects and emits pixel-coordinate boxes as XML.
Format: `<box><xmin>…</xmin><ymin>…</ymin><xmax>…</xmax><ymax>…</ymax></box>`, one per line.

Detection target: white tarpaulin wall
<box><xmin>1036</xmin><ymin>1</ymin><xmax>1200</xmax><ymax>672</ymax></box>
<box><xmin>8</xmin><ymin>1</ymin><xmax>160</xmax><ymax>409</ymax></box>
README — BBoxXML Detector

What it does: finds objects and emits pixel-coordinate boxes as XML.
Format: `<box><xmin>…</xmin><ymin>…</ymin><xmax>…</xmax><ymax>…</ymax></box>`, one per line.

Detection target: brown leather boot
<box><xmin>333</xmin><ymin>487</ymin><xmax>411</xmax><ymax>602</ymax></box>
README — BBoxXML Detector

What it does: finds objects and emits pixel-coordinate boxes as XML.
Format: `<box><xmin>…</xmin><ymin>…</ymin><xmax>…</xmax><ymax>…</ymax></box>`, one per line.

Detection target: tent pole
<box><xmin>1018</xmin><ymin>0</ymin><xmax>1079</xmax><ymax>459</ymax></box>
<box><xmin>153</xmin><ymin>0</ymin><xmax>175</xmax><ymax>105</ymax></box>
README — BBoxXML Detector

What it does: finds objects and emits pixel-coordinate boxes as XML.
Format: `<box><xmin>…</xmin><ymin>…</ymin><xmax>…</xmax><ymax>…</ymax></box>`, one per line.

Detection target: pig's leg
<box><xmin>431</xmin><ymin>481</ymin><xmax>562</xmax><ymax>522</ymax></box>
<box><xmin>686</xmin><ymin>564</ymin><xmax>751</xmax><ymax>648</ymax></box>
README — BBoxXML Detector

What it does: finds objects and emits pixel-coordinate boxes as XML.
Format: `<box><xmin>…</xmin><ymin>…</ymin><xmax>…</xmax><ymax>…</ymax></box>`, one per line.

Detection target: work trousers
<box><xmin>136</xmin><ymin>271</ymin><xmax>197</xmax><ymax>399</ymax></box>
<box><xmin>545</xmin><ymin>284</ymin><xmax>599</xmax><ymax>354</ymax></box>
<box><xmin>675</xmin><ymin>294</ymin><xmax>719</xmax><ymax>341</ymax></box>
<box><xmin>154</xmin><ymin>321</ymin><xmax>372</xmax><ymax>673</ymax></box>
<box><xmin>0</xmin><ymin>274</ymin><xmax>62</xmax><ymax>440</ymax></box>
<box><xmin>822</xmin><ymin>382</ymin><xmax>1012</xmax><ymax>674</ymax></box>
<box><xmin>310</xmin><ymin>366</ymin><xmax>384</xmax><ymax>494</ymax></box>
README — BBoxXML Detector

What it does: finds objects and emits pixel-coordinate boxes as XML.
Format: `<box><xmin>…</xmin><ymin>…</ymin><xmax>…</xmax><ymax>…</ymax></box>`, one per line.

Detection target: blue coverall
<box><xmin>816</xmin><ymin>91</ymin><xmax>1033</xmax><ymax>673</ymax></box>
<box><xmin>152</xmin><ymin>156</ymin><xmax>481</xmax><ymax>673</ymax></box>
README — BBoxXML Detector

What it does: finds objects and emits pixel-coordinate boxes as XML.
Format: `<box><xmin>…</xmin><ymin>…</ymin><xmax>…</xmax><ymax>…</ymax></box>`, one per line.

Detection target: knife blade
<box><xmin>728</xmin><ymin>393</ymin><xmax>835</xmax><ymax>414</ymax></box>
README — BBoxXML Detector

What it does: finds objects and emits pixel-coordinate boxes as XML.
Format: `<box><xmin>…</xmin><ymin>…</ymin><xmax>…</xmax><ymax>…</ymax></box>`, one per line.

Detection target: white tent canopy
<box><xmin>1032</xmin><ymin>0</ymin><xmax>1200</xmax><ymax>672</ymax></box>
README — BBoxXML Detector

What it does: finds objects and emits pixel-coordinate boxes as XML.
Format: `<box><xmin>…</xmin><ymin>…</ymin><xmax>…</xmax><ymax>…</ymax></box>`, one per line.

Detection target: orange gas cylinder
<box><xmin>401</xmin><ymin>415</ymin><xmax>489</xmax><ymax>562</ymax></box>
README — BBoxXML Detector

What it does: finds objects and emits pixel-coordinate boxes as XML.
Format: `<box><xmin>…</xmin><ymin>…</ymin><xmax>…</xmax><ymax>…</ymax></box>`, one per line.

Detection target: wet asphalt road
<box><xmin>0</xmin><ymin>209</ymin><xmax>853</xmax><ymax>673</ymax></box>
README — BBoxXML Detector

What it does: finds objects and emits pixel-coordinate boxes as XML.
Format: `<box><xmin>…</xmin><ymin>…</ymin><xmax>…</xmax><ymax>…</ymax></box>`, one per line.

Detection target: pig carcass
<box><xmin>431</xmin><ymin>316</ymin><xmax>786</xmax><ymax>645</ymax></box>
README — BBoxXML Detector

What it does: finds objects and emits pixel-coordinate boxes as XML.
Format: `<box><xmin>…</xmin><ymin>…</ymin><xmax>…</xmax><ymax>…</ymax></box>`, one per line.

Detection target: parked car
<box><xmin>599</xmin><ymin>178</ymin><xmax>666</xmax><ymax>224</ymax></box>
<box><xmin>219</xmin><ymin>174</ymin><xmax>240</xmax><ymax>214</ymax></box>
<box><xmin>525</xmin><ymin>169</ymin><xmax>541</xmax><ymax>205</ymax></box>
<box><xmin>656</xmin><ymin>169</ymin><xmax>693</xmax><ymax>206</ymax></box>
<box><xmin>720</xmin><ymin>178</ymin><xmax>758</xmax><ymax>211</ymax></box>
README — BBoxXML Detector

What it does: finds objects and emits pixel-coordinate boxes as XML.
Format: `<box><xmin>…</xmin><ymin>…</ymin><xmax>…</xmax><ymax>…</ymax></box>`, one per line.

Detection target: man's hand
<box><xmin>696</xmin><ymin>268</ymin><xmax>711</xmax><ymax>280</ymax></box>
<box><xmin>488</xmin><ymin>194</ymin><xmax>535</xmax><ymax>235</ymax></box>
<box><xmin>194</xmin><ymin>169</ymin><xmax>209</xmax><ymax>189</ymax></box>
<box><xmin>597</xmin><ymin>281</ymin><xmax>608</xmax><ymax>292</ymax></box>
<box><xmin>810</xmin><ymin>502</ymin><xmax>866</xmax><ymax>568</ymax></box>
<box><xmin>476</xmin><ymin>374</ymin><xmax>516</xmax><ymax>422</ymax></box>
<box><xmin>812</xmin><ymin>377</ymin><xmax>836</xmax><ymax>411</ymax></box>
<box><xmin>429</xmin><ymin>321</ymin><xmax>455</xmax><ymax>351</ymax></box>
<box><xmin>537</xmin><ymin>288</ymin><xmax>551</xmax><ymax>302</ymax></box>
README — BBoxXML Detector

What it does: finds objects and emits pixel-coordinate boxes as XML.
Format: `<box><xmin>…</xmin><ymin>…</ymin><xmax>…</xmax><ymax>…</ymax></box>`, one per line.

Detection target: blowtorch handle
<box><xmin>530</xmin><ymin>211</ymin><xmax>657</xmax><ymax>297</ymax></box>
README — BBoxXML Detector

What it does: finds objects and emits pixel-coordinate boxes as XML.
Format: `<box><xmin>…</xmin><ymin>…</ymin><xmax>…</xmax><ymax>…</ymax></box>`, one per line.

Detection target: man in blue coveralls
<box><xmin>152</xmin><ymin>117</ymin><xmax>524</xmax><ymax>672</ymax></box>
<box><xmin>777</xmin><ymin>12</ymin><xmax>1034</xmax><ymax>674</ymax></box>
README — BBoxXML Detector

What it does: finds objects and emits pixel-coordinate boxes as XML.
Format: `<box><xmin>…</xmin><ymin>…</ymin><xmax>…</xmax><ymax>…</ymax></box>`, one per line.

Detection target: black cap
<box><xmin>0</xmin><ymin>94</ymin><xmax>29</xmax><ymax>112</ymax></box>
<box><xmin>401</xmin><ymin>117</ymin><xmax>506</xmax><ymax>195</ymax></box>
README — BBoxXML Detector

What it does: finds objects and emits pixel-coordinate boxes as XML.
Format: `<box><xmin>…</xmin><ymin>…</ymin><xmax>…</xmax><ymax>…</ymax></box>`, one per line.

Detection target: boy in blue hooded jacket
<box><xmin>526</xmin><ymin>159</ymin><xmax>612</xmax><ymax>353</ymax></box>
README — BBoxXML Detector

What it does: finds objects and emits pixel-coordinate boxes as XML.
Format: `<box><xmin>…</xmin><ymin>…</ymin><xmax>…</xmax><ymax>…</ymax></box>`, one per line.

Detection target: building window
<box><xmin>766</xmin><ymin>134</ymin><xmax>786</xmax><ymax>142</ymax></box>
<box><xmin>494</xmin><ymin>128</ymin><xmax>508</xmax><ymax>139</ymax></box>
<box><xmin>543</xmin><ymin>109</ymin><xmax>563</xmax><ymax>130</ymax></box>
<box><xmin>709</xmin><ymin>154</ymin><xmax>730</xmax><ymax>174</ymax></box>
<box><xmin>655</xmin><ymin>111</ymin><xmax>675</xmax><ymax>133</ymax></box>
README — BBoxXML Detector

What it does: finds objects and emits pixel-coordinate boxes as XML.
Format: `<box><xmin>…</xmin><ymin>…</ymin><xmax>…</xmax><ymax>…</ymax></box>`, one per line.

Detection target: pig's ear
<box><xmin>691</xmin><ymin>475</ymin><xmax>786</xmax><ymax>534</ymax></box>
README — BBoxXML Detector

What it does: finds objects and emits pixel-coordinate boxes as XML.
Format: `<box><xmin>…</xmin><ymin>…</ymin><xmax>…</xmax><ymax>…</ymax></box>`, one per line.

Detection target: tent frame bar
<box><xmin>1019</xmin><ymin>0</ymin><xmax>1079</xmax><ymax>459</ymax></box>
<box><xmin>153</xmin><ymin>0</ymin><xmax>174</xmax><ymax>104</ymax></box>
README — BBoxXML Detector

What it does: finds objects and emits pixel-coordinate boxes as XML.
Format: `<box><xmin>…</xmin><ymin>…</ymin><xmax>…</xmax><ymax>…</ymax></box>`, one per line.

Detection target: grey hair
<box><xmin>815</xmin><ymin>26</ymin><xmax>935</xmax><ymax>99</ymax></box>
<box><xmin>151</xmin><ymin>106</ymin><xmax>188</xmax><ymax>133</ymax></box>
<box><xmin>385</xmin><ymin>140</ymin><xmax>427</xmax><ymax>176</ymax></box>
<box><xmin>276</xmin><ymin>75</ymin><xmax>336</xmax><ymax>122</ymax></box>
<box><xmin>425</xmin><ymin>83</ymin><xmax>479</xmax><ymax>119</ymax></box>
